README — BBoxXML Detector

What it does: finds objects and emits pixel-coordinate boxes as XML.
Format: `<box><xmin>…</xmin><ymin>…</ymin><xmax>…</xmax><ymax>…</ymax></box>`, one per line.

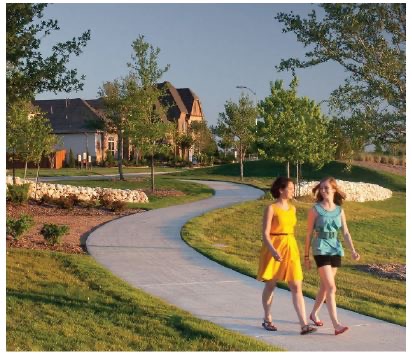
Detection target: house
<box><xmin>33</xmin><ymin>82</ymin><xmax>205</xmax><ymax>164</ymax></box>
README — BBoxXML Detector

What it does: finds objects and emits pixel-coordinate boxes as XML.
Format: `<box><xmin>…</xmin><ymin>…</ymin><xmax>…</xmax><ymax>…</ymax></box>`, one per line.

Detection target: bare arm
<box><xmin>341</xmin><ymin>209</ymin><xmax>360</xmax><ymax>261</ymax></box>
<box><xmin>262</xmin><ymin>205</ymin><xmax>282</xmax><ymax>261</ymax></box>
<box><xmin>304</xmin><ymin>208</ymin><xmax>317</xmax><ymax>260</ymax></box>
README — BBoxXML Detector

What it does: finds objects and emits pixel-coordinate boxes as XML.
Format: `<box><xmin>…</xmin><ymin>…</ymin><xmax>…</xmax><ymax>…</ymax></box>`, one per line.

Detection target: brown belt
<box><xmin>270</xmin><ymin>233</ymin><xmax>290</xmax><ymax>236</ymax></box>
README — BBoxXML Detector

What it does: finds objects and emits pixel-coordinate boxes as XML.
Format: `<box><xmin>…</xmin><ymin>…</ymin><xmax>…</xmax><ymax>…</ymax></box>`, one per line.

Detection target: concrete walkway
<box><xmin>86</xmin><ymin>180</ymin><xmax>405</xmax><ymax>351</ymax></box>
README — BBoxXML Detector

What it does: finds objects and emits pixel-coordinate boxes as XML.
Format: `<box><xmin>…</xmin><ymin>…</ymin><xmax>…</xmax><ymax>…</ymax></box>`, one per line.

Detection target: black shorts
<box><xmin>313</xmin><ymin>255</ymin><xmax>342</xmax><ymax>268</ymax></box>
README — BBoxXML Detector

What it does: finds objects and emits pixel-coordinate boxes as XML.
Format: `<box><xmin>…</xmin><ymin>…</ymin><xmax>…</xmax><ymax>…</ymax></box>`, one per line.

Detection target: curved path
<box><xmin>86</xmin><ymin>180</ymin><xmax>405</xmax><ymax>351</ymax></box>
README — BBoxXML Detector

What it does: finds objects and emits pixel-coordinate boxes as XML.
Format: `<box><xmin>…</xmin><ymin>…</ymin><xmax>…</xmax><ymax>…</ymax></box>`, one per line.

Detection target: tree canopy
<box><xmin>6</xmin><ymin>3</ymin><xmax>90</xmax><ymax>105</ymax></box>
<box><xmin>275</xmin><ymin>3</ymin><xmax>405</xmax><ymax>145</ymax></box>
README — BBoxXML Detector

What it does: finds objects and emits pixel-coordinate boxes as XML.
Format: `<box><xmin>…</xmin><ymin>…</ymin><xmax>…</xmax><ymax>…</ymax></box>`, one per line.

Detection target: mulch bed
<box><xmin>6</xmin><ymin>201</ymin><xmax>145</xmax><ymax>255</ymax></box>
<box><xmin>356</xmin><ymin>263</ymin><xmax>406</xmax><ymax>281</ymax></box>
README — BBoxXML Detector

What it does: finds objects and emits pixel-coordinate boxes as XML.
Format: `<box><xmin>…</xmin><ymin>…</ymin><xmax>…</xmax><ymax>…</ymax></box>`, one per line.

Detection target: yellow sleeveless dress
<box><xmin>257</xmin><ymin>204</ymin><xmax>303</xmax><ymax>282</ymax></box>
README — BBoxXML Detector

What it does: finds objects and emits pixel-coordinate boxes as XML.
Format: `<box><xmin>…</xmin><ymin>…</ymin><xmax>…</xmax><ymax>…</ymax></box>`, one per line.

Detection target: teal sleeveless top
<box><xmin>311</xmin><ymin>203</ymin><xmax>344</xmax><ymax>256</ymax></box>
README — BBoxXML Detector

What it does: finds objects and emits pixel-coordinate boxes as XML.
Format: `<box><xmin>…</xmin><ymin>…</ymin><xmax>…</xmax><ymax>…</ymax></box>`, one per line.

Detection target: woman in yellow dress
<box><xmin>257</xmin><ymin>177</ymin><xmax>316</xmax><ymax>335</ymax></box>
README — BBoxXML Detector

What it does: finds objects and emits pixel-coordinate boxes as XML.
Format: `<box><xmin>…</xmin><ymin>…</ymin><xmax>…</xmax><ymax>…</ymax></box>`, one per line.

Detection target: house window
<box><xmin>108</xmin><ymin>136</ymin><xmax>115</xmax><ymax>155</ymax></box>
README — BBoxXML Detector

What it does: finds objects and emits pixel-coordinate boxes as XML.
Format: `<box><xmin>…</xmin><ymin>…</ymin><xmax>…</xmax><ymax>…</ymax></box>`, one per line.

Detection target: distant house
<box><xmin>33</xmin><ymin>82</ymin><xmax>205</xmax><ymax>164</ymax></box>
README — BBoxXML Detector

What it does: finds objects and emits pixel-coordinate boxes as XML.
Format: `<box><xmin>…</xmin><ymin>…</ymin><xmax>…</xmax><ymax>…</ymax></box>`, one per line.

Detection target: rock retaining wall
<box><xmin>6</xmin><ymin>176</ymin><xmax>149</xmax><ymax>203</ymax></box>
<box><xmin>298</xmin><ymin>179</ymin><xmax>392</xmax><ymax>202</ymax></box>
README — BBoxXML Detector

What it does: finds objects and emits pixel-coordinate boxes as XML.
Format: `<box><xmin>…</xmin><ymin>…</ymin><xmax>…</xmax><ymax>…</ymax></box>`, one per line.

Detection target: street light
<box><xmin>236</xmin><ymin>85</ymin><xmax>256</xmax><ymax>96</ymax></box>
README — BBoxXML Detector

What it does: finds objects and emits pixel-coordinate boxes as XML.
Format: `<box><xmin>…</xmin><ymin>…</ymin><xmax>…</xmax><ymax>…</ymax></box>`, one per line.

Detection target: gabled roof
<box><xmin>34</xmin><ymin>82</ymin><xmax>204</xmax><ymax>133</ymax></box>
<box><xmin>177</xmin><ymin>88</ymin><xmax>198</xmax><ymax>114</ymax></box>
<box><xmin>34</xmin><ymin>98</ymin><xmax>106</xmax><ymax>134</ymax></box>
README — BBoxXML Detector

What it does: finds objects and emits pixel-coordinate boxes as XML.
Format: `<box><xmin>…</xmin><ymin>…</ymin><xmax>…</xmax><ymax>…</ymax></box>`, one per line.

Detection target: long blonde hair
<box><xmin>312</xmin><ymin>177</ymin><xmax>346</xmax><ymax>206</ymax></box>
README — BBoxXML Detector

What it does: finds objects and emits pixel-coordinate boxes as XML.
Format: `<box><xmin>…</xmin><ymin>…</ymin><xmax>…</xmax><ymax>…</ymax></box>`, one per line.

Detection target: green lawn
<box><xmin>181</xmin><ymin>184</ymin><xmax>406</xmax><ymax>326</ymax></box>
<box><xmin>10</xmin><ymin>166</ymin><xmax>182</xmax><ymax>178</ymax></box>
<box><xmin>6</xmin><ymin>249</ymin><xmax>280</xmax><ymax>351</ymax></box>
<box><xmin>170</xmin><ymin>160</ymin><xmax>406</xmax><ymax>192</ymax></box>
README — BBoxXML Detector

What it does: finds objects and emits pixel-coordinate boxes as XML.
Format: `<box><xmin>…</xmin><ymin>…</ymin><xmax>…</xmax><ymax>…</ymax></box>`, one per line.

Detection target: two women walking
<box><xmin>257</xmin><ymin>176</ymin><xmax>360</xmax><ymax>335</ymax></box>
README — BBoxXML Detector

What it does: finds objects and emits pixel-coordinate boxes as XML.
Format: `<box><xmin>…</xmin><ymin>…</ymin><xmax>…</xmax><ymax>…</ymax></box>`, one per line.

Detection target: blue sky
<box><xmin>35</xmin><ymin>2</ymin><xmax>348</xmax><ymax>126</ymax></box>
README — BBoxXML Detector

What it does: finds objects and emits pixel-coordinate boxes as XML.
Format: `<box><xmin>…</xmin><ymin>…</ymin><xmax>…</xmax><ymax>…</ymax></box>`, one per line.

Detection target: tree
<box><xmin>6</xmin><ymin>3</ymin><xmax>90</xmax><ymax>105</ymax></box>
<box><xmin>98</xmin><ymin>78</ymin><xmax>132</xmax><ymax>180</ymax></box>
<box><xmin>275</xmin><ymin>3</ymin><xmax>405</xmax><ymax>145</ymax></box>
<box><xmin>126</xmin><ymin>35</ymin><xmax>171</xmax><ymax>192</ymax></box>
<box><xmin>190</xmin><ymin>120</ymin><xmax>217</xmax><ymax>165</ymax></box>
<box><xmin>216</xmin><ymin>94</ymin><xmax>258</xmax><ymax>181</ymax></box>
<box><xmin>6</xmin><ymin>101</ymin><xmax>59</xmax><ymax>187</ymax></box>
<box><xmin>257</xmin><ymin>77</ymin><xmax>334</xmax><ymax>189</ymax></box>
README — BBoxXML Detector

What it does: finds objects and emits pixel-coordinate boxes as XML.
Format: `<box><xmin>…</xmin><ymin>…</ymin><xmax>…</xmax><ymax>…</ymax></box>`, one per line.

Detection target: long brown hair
<box><xmin>312</xmin><ymin>177</ymin><xmax>346</xmax><ymax>206</ymax></box>
<box><xmin>270</xmin><ymin>176</ymin><xmax>294</xmax><ymax>199</ymax></box>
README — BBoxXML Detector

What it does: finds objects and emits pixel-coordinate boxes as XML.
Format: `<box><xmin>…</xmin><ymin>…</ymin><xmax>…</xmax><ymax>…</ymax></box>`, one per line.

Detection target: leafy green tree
<box><xmin>126</xmin><ymin>35</ymin><xmax>171</xmax><ymax>192</ymax></box>
<box><xmin>98</xmin><ymin>77</ymin><xmax>132</xmax><ymax>180</ymax></box>
<box><xmin>216</xmin><ymin>94</ymin><xmax>258</xmax><ymax>181</ymax></box>
<box><xmin>6</xmin><ymin>100</ymin><xmax>29</xmax><ymax>183</ymax></box>
<box><xmin>190</xmin><ymin>120</ymin><xmax>217</xmax><ymax>164</ymax></box>
<box><xmin>257</xmin><ymin>77</ymin><xmax>334</xmax><ymax>188</ymax></box>
<box><xmin>275</xmin><ymin>3</ymin><xmax>405</xmax><ymax>145</ymax></box>
<box><xmin>6</xmin><ymin>3</ymin><xmax>90</xmax><ymax>105</ymax></box>
<box><xmin>68</xmin><ymin>148</ymin><xmax>75</xmax><ymax>168</ymax></box>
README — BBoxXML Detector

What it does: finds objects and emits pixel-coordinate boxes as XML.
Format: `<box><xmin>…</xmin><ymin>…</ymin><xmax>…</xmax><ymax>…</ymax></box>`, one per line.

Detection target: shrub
<box><xmin>54</xmin><ymin>196</ymin><xmax>74</xmax><ymax>210</ymax></box>
<box><xmin>40</xmin><ymin>223</ymin><xmax>69</xmax><ymax>245</ymax></box>
<box><xmin>388</xmin><ymin>156</ymin><xmax>397</xmax><ymax>165</ymax></box>
<box><xmin>68</xmin><ymin>148</ymin><xmax>76</xmax><ymax>168</ymax></box>
<box><xmin>7</xmin><ymin>184</ymin><xmax>31</xmax><ymax>204</ymax></box>
<box><xmin>40</xmin><ymin>194</ymin><xmax>55</xmax><ymax>205</ymax></box>
<box><xmin>373</xmin><ymin>155</ymin><xmax>381</xmax><ymax>163</ymax></box>
<box><xmin>98</xmin><ymin>193</ymin><xmax>113</xmax><ymax>208</ymax></box>
<box><xmin>380</xmin><ymin>156</ymin><xmax>389</xmax><ymax>164</ymax></box>
<box><xmin>400</xmin><ymin>156</ymin><xmax>406</xmax><ymax>167</ymax></box>
<box><xmin>78</xmin><ymin>199</ymin><xmax>98</xmax><ymax>209</ymax></box>
<box><xmin>6</xmin><ymin>214</ymin><xmax>34</xmax><ymax>240</ymax></box>
<box><xmin>110</xmin><ymin>200</ymin><xmax>127</xmax><ymax>212</ymax></box>
<box><xmin>354</xmin><ymin>153</ymin><xmax>365</xmax><ymax>161</ymax></box>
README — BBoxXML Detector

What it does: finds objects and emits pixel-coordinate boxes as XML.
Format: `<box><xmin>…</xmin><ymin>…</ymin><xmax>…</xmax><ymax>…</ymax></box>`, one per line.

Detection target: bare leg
<box><xmin>311</xmin><ymin>280</ymin><xmax>326</xmax><ymax>320</ymax></box>
<box><xmin>318</xmin><ymin>265</ymin><xmax>346</xmax><ymax>330</ymax></box>
<box><xmin>288</xmin><ymin>280</ymin><xmax>308</xmax><ymax>327</ymax></box>
<box><xmin>262</xmin><ymin>279</ymin><xmax>277</xmax><ymax>322</ymax></box>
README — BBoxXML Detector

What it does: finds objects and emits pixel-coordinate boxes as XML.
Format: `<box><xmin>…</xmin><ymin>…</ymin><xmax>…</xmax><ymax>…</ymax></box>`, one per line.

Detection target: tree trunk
<box><xmin>12</xmin><ymin>152</ymin><xmax>16</xmax><ymax>184</ymax></box>
<box><xmin>286</xmin><ymin>161</ymin><xmax>290</xmax><ymax>178</ymax></box>
<box><xmin>240</xmin><ymin>144</ymin><xmax>244</xmax><ymax>181</ymax></box>
<box><xmin>295</xmin><ymin>162</ymin><xmax>299</xmax><ymax>197</ymax></box>
<box><xmin>35</xmin><ymin>162</ymin><xmax>40</xmax><ymax>200</ymax></box>
<box><xmin>117</xmin><ymin>129</ymin><xmax>124</xmax><ymax>180</ymax></box>
<box><xmin>151</xmin><ymin>152</ymin><xmax>155</xmax><ymax>193</ymax></box>
<box><xmin>24</xmin><ymin>161</ymin><xmax>28</xmax><ymax>180</ymax></box>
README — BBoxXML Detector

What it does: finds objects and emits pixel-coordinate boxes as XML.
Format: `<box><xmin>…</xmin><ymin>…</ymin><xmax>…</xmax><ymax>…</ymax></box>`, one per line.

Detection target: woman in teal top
<box><xmin>304</xmin><ymin>177</ymin><xmax>360</xmax><ymax>336</ymax></box>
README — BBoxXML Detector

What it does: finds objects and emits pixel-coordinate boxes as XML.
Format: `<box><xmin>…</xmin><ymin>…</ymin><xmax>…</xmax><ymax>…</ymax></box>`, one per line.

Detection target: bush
<box><xmin>373</xmin><ymin>155</ymin><xmax>381</xmax><ymax>163</ymax></box>
<box><xmin>40</xmin><ymin>223</ymin><xmax>69</xmax><ymax>245</ymax></box>
<box><xmin>55</xmin><ymin>196</ymin><xmax>75</xmax><ymax>210</ymax></box>
<box><xmin>354</xmin><ymin>153</ymin><xmax>365</xmax><ymax>161</ymax></box>
<box><xmin>380</xmin><ymin>156</ymin><xmax>389</xmax><ymax>164</ymax></box>
<box><xmin>78</xmin><ymin>199</ymin><xmax>98</xmax><ymax>209</ymax></box>
<box><xmin>68</xmin><ymin>148</ymin><xmax>76</xmax><ymax>168</ymax></box>
<box><xmin>110</xmin><ymin>200</ymin><xmax>127</xmax><ymax>212</ymax></box>
<box><xmin>400</xmin><ymin>156</ymin><xmax>406</xmax><ymax>167</ymax></box>
<box><xmin>7</xmin><ymin>184</ymin><xmax>31</xmax><ymax>204</ymax></box>
<box><xmin>388</xmin><ymin>156</ymin><xmax>397</xmax><ymax>165</ymax></box>
<box><xmin>6</xmin><ymin>214</ymin><xmax>34</xmax><ymax>240</ymax></box>
<box><xmin>98</xmin><ymin>193</ymin><xmax>113</xmax><ymax>208</ymax></box>
<box><xmin>40</xmin><ymin>194</ymin><xmax>55</xmax><ymax>205</ymax></box>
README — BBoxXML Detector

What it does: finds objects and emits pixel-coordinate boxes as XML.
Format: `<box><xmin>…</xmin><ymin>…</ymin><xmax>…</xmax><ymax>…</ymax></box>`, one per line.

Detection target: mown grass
<box><xmin>53</xmin><ymin>177</ymin><xmax>214</xmax><ymax>210</ymax></box>
<box><xmin>170</xmin><ymin>159</ymin><xmax>406</xmax><ymax>192</ymax></box>
<box><xmin>181</xmin><ymin>192</ymin><xmax>406</xmax><ymax>326</ymax></box>
<box><xmin>6</xmin><ymin>249</ymin><xmax>281</xmax><ymax>351</ymax></box>
<box><xmin>11</xmin><ymin>166</ymin><xmax>181</xmax><ymax>178</ymax></box>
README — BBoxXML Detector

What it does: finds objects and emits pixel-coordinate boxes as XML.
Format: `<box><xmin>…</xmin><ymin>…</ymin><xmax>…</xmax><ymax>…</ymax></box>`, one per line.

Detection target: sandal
<box><xmin>262</xmin><ymin>319</ymin><xmax>278</xmax><ymax>331</ymax></box>
<box><xmin>335</xmin><ymin>326</ymin><xmax>349</xmax><ymax>335</ymax></box>
<box><xmin>309</xmin><ymin>312</ymin><xmax>324</xmax><ymax>327</ymax></box>
<box><xmin>300</xmin><ymin>324</ymin><xmax>317</xmax><ymax>335</ymax></box>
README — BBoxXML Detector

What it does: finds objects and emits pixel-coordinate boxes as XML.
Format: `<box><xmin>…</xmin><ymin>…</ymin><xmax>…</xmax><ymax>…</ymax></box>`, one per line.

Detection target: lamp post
<box><xmin>236</xmin><ymin>85</ymin><xmax>257</xmax><ymax>125</ymax></box>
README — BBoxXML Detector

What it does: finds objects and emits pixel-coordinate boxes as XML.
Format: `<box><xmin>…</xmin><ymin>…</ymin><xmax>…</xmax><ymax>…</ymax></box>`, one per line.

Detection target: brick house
<box><xmin>33</xmin><ymin>82</ymin><xmax>205</xmax><ymax>164</ymax></box>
